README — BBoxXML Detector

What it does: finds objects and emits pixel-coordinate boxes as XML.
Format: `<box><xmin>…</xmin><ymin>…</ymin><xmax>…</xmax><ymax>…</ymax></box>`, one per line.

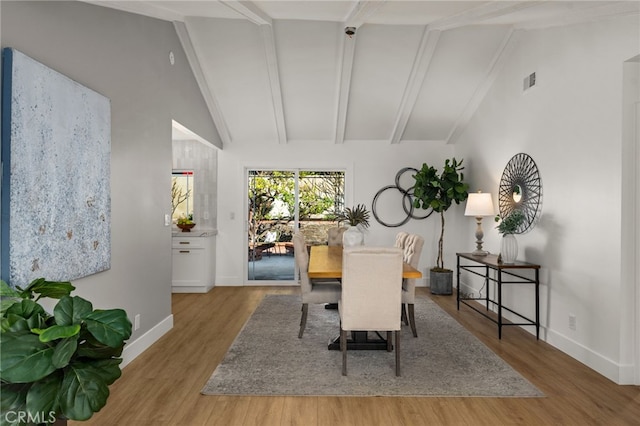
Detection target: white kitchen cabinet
<box><xmin>172</xmin><ymin>231</ymin><xmax>216</xmax><ymax>293</ymax></box>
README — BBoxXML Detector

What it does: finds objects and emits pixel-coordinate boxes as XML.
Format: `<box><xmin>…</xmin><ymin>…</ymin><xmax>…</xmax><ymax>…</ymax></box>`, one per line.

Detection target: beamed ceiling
<box><xmin>87</xmin><ymin>1</ymin><xmax>640</xmax><ymax>146</ymax></box>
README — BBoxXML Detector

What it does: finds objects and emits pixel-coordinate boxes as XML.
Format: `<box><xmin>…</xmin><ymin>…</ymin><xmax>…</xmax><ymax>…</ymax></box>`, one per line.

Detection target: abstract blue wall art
<box><xmin>1</xmin><ymin>48</ymin><xmax>111</xmax><ymax>287</ymax></box>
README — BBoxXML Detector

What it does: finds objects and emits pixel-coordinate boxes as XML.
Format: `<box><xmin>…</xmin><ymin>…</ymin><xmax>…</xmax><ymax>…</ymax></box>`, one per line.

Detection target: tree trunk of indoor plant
<box><xmin>430</xmin><ymin>211</ymin><xmax>452</xmax><ymax>294</ymax></box>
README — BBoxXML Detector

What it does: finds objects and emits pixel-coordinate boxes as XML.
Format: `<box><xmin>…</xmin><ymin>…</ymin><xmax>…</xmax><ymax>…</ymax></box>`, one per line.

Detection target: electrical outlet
<box><xmin>134</xmin><ymin>314</ymin><xmax>141</xmax><ymax>331</ymax></box>
<box><xmin>569</xmin><ymin>314</ymin><xmax>576</xmax><ymax>331</ymax></box>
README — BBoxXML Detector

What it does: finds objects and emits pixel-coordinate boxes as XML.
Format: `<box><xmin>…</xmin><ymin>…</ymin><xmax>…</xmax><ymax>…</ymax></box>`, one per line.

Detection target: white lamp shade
<box><xmin>464</xmin><ymin>192</ymin><xmax>494</xmax><ymax>217</ymax></box>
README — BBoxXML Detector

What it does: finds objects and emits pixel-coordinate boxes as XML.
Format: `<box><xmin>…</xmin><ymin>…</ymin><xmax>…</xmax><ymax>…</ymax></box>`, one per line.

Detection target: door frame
<box><xmin>243</xmin><ymin>166</ymin><xmax>350</xmax><ymax>286</ymax></box>
<box><xmin>246</xmin><ymin>168</ymin><xmax>298</xmax><ymax>286</ymax></box>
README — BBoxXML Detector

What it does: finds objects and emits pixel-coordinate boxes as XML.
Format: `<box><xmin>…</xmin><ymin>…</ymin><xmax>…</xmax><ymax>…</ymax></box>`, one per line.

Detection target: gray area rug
<box><xmin>201</xmin><ymin>294</ymin><xmax>543</xmax><ymax>397</ymax></box>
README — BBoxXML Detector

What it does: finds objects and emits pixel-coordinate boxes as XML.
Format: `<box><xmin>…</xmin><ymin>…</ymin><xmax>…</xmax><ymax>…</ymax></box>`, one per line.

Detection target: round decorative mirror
<box><xmin>498</xmin><ymin>153</ymin><xmax>542</xmax><ymax>234</ymax></box>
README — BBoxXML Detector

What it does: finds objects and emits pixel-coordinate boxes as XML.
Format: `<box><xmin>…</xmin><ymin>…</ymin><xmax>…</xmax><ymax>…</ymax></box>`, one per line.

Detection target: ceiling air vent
<box><xmin>523</xmin><ymin>72</ymin><xmax>536</xmax><ymax>92</ymax></box>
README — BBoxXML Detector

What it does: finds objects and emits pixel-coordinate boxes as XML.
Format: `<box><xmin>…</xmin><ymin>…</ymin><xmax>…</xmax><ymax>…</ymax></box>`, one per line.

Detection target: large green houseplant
<box><xmin>412</xmin><ymin>158</ymin><xmax>469</xmax><ymax>294</ymax></box>
<box><xmin>0</xmin><ymin>278</ymin><xmax>132</xmax><ymax>425</ymax></box>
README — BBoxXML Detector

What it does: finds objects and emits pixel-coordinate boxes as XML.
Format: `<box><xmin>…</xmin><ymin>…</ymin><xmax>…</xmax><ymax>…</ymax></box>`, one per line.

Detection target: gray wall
<box><xmin>1</xmin><ymin>1</ymin><xmax>219</xmax><ymax>361</ymax></box>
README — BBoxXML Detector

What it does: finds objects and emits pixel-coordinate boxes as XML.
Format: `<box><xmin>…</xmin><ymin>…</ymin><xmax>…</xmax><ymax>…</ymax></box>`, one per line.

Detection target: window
<box><xmin>171</xmin><ymin>170</ymin><xmax>194</xmax><ymax>222</ymax></box>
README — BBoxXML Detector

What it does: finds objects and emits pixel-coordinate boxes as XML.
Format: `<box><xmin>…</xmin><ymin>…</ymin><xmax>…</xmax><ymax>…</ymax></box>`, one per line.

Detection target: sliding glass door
<box><xmin>248</xmin><ymin>170</ymin><xmax>296</xmax><ymax>281</ymax></box>
<box><xmin>247</xmin><ymin>169</ymin><xmax>345</xmax><ymax>283</ymax></box>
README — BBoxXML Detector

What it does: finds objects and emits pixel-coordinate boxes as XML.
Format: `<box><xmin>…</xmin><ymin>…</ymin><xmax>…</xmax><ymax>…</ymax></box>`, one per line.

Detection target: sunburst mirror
<box><xmin>498</xmin><ymin>153</ymin><xmax>542</xmax><ymax>234</ymax></box>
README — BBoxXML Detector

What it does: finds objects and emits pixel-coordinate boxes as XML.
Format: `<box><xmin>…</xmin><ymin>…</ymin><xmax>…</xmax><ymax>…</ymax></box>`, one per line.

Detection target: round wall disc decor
<box><xmin>498</xmin><ymin>153</ymin><xmax>542</xmax><ymax>234</ymax></box>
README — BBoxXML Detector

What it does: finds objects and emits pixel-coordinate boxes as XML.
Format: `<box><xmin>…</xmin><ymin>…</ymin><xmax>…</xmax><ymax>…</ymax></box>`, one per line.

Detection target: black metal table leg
<box><xmin>535</xmin><ymin>268</ymin><xmax>540</xmax><ymax>340</ymax></box>
<box><xmin>498</xmin><ymin>269</ymin><xmax>503</xmax><ymax>339</ymax></box>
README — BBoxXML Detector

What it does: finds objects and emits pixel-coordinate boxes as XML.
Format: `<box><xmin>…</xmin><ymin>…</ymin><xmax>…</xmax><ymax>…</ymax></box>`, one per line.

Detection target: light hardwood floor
<box><xmin>72</xmin><ymin>287</ymin><xmax>640</xmax><ymax>426</ymax></box>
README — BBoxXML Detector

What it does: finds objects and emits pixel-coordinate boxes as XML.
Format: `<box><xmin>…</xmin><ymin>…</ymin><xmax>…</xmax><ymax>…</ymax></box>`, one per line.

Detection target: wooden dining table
<box><xmin>307</xmin><ymin>245</ymin><xmax>422</xmax><ymax>350</ymax></box>
<box><xmin>308</xmin><ymin>245</ymin><xmax>422</xmax><ymax>279</ymax></box>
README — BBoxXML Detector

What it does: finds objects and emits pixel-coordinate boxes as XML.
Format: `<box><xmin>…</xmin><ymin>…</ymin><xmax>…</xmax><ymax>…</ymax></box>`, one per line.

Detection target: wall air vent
<box><xmin>523</xmin><ymin>72</ymin><xmax>536</xmax><ymax>92</ymax></box>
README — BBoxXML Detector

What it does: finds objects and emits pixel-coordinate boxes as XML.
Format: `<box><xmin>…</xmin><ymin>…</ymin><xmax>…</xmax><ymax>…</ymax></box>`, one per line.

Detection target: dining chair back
<box><xmin>395</xmin><ymin>232</ymin><xmax>424</xmax><ymax>337</ymax></box>
<box><xmin>293</xmin><ymin>232</ymin><xmax>341</xmax><ymax>338</ymax></box>
<box><xmin>327</xmin><ymin>227</ymin><xmax>347</xmax><ymax>246</ymax></box>
<box><xmin>339</xmin><ymin>246</ymin><xmax>403</xmax><ymax>376</ymax></box>
<box><xmin>394</xmin><ymin>231</ymin><xmax>409</xmax><ymax>250</ymax></box>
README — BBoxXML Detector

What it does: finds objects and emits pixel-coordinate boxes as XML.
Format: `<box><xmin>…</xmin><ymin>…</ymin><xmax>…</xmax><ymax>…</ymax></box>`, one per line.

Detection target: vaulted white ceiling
<box><xmin>88</xmin><ymin>1</ymin><xmax>639</xmax><ymax>146</ymax></box>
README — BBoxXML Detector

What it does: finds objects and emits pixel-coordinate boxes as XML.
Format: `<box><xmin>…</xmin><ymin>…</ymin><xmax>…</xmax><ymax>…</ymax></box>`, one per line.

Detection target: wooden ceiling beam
<box><xmin>174</xmin><ymin>21</ymin><xmax>231</xmax><ymax>146</ymax></box>
<box><xmin>220</xmin><ymin>0</ymin><xmax>272</xmax><ymax>25</ymax></box>
<box><xmin>221</xmin><ymin>1</ymin><xmax>287</xmax><ymax>144</ymax></box>
<box><xmin>430</xmin><ymin>1</ymin><xmax>542</xmax><ymax>31</ymax></box>
<box><xmin>84</xmin><ymin>1</ymin><xmax>185</xmax><ymax>21</ymax></box>
<box><xmin>334</xmin><ymin>29</ymin><xmax>357</xmax><ymax>144</ymax></box>
<box><xmin>260</xmin><ymin>24</ymin><xmax>288</xmax><ymax>144</ymax></box>
<box><xmin>446</xmin><ymin>29</ymin><xmax>522</xmax><ymax>145</ymax></box>
<box><xmin>344</xmin><ymin>1</ymin><xmax>386</xmax><ymax>28</ymax></box>
<box><xmin>517</xmin><ymin>1</ymin><xmax>640</xmax><ymax>30</ymax></box>
<box><xmin>389</xmin><ymin>28</ymin><xmax>440</xmax><ymax>145</ymax></box>
<box><xmin>334</xmin><ymin>2</ymin><xmax>386</xmax><ymax>144</ymax></box>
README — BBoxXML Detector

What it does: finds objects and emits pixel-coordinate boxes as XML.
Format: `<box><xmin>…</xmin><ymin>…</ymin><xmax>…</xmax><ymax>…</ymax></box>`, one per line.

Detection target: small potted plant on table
<box><xmin>495</xmin><ymin>209</ymin><xmax>525</xmax><ymax>264</ymax></box>
<box><xmin>336</xmin><ymin>204</ymin><xmax>371</xmax><ymax>247</ymax></box>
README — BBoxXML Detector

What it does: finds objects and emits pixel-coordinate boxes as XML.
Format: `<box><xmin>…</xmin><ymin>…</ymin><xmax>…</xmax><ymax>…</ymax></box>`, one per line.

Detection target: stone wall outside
<box><xmin>259</xmin><ymin>220</ymin><xmax>344</xmax><ymax>245</ymax></box>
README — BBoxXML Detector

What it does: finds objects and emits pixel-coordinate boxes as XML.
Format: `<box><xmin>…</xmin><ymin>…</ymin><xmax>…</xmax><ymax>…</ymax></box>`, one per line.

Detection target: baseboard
<box><xmin>172</xmin><ymin>285</ymin><xmax>214</xmax><ymax>293</ymax></box>
<box><xmin>546</xmin><ymin>328</ymin><xmax>629</xmax><ymax>385</ymax></box>
<box><xmin>217</xmin><ymin>276</ymin><xmax>244</xmax><ymax>286</ymax></box>
<box><xmin>458</xmin><ymin>279</ymin><xmax>633</xmax><ymax>385</ymax></box>
<box><xmin>457</xmin><ymin>280</ymin><xmax>475</xmax><ymax>296</ymax></box>
<box><xmin>617</xmin><ymin>364</ymin><xmax>637</xmax><ymax>385</ymax></box>
<box><xmin>216</xmin><ymin>281</ymin><xmax>297</xmax><ymax>287</ymax></box>
<box><xmin>244</xmin><ymin>281</ymin><xmax>298</xmax><ymax>286</ymax></box>
<box><xmin>121</xmin><ymin>314</ymin><xmax>173</xmax><ymax>368</ymax></box>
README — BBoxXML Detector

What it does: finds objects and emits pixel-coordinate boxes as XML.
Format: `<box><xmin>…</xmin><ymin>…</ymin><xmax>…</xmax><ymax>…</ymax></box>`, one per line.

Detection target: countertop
<box><xmin>172</xmin><ymin>228</ymin><xmax>217</xmax><ymax>237</ymax></box>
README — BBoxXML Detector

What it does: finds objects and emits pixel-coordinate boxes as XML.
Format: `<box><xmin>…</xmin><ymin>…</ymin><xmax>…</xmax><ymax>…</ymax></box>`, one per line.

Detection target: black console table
<box><xmin>456</xmin><ymin>253</ymin><xmax>540</xmax><ymax>339</ymax></box>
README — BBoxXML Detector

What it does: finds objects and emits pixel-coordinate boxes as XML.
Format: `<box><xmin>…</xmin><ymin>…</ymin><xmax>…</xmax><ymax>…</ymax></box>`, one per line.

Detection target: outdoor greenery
<box><xmin>495</xmin><ymin>209</ymin><xmax>525</xmax><ymax>234</ymax></box>
<box><xmin>412</xmin><ymin>158</ymin><xmax>469</xmax><ymax>271</ymax></box>
<box><xmin>171</xmin><ymin>179</ymin><xmax>190</xmax><ymax>215</ymax></box>
<box><xmin>248</xmin><ymin>171</ymin><xmax>345</xmax><ymax>244</ymax></box>
<box><xmin>0</xmin><ymin>278</ymin><xmax>132</xmax><ymax>424</ymax></box>
<box><xmin>171</xmin><ymin>173</ymin><xmax>195</xmax><ymax>223</ymax></box>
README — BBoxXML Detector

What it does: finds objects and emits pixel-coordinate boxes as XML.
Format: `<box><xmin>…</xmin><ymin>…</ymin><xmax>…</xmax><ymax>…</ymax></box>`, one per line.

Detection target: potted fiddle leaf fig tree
<box><xmin>0</xmin><ymin>278</ymin><xmax>132</xmax><ymax>425</ymax></box>
<box><xmin>412</xmin><ymin>158</ymin><xmax>469</xmax><ymax>294</ymax></box>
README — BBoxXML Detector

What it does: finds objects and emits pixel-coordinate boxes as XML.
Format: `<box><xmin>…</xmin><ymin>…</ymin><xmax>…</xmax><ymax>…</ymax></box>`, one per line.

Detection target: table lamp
<box><xmin>464</xmin><ymin>191</ymin><xmax>494</xmax><ymax>256</ymax></box>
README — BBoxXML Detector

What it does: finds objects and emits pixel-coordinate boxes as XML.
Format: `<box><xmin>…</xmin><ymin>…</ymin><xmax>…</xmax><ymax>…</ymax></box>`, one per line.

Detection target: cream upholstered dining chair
<box><xmin>327</xmin><ymin>227</ymin><xmax>347</xmax><ymax>246</ymax></box>
<box><xmin>394</xmin><ymin>231</ymin><xmax>409</xmax><ymax>250</ymax></box>
<box><xmin>339</xmin><ymin>246</ymin><xmax>403</xmax><ymax>376</ymax></box>
<box><xmin>293</xmin><ymin>232</ymin><xmax>342</xmax><ymax>338</ymax></box>
<box><xmin>395</xmin><ymin>232</ymin><xmax>424</xmax><ymax>337</ymax></box>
